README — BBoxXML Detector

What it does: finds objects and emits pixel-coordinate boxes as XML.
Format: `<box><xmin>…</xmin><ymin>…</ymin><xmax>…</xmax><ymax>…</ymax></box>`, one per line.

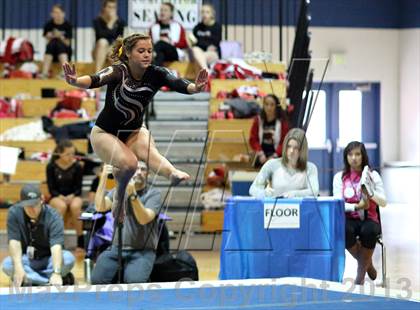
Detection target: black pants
<box><xmin>345</xmin><ymin>218</ymin><xmax>380</xmax><ymax>249</ymax></box>
<box><xmin>45</xmin><ymin>39</ymin><xmax>71</xmax><ymax>62</ymax></box>
<box><xmin>91</xmin><ymin>247</ymin><xmax>155</xmax><ymax>284</ymax></box>
<box><xmin>153</xmin><ymin>40</ymin><xmax>178</xmax><ymax>66</ymax></box>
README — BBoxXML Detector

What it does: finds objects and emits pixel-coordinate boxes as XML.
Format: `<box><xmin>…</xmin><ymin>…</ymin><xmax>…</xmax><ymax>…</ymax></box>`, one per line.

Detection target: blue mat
<box><xmin>1</xmin><ymin>281</ymin><xmax>418</xmax><ymax>309</ymax></box>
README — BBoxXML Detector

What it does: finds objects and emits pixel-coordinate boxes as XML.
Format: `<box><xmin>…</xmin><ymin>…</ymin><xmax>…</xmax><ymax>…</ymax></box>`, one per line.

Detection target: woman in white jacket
<box><xmin>249</xmin><ymin>128</ymin><xmax>319</xmax><ymax>199</ymax></box>
<box><xmin>149</xmin><ymin>2</ymin><xmax>188</xmax><ymax>66</ymax></box>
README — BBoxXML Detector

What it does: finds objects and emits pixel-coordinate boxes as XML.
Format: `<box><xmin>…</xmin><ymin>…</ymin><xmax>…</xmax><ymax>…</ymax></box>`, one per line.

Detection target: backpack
<box><xmin>149</xmin><ymin>250</ymin><xmax>199</xmax><ymax>282</ymax></box>
<box><xmin>226</xmin><ymin>98</ymin><xmax>261</xmax><ymax>118</ymax></box>
<box><xmin>0</xmin><ymin>98</ymin><xmax>23</xmax><ymax>118</ymax></box>
<box><xmin>0</xmin><ymin>37</ymin><xmax>34</xmax><ymax>65</ymax></box>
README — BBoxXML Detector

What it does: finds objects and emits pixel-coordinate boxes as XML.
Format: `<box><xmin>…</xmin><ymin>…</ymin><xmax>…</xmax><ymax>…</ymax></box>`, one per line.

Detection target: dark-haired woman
<box><xmin>46</xmin><ymin>140</ymin><xmax>84</xmax><ymax>250</ymax></box>
<box><xmin>41</xmin><ymin>4</ymin><xmax>72</xmax><ymax>78</ymax></box>
<box><xmin>333</xmin><ymin>141</ymin><xmax>387</xmax><ymax>284</ymax></box>
<box><xmin>62</xmin><ymin>33</ymin><xmax>208</xmax><ymax>222</ymax></box>
<box><xmin>249</xmin><ymin>94</ymin><xmax>289</xmax><ymax>167</ymax></box>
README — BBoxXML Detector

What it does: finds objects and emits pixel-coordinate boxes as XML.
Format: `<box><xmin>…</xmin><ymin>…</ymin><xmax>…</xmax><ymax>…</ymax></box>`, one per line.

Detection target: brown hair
<box><xmin>202</xmin><ymin>3</ymin><xmax>216</xmax><ymax>20</ymax></box>
<box><xmin>52</xmin><ymin>4</ymin><xmax>65</xmax><ymax>12</ymax></box>
<box><xmin>162</xmin><ymin>2</ymin><xmax>175</xmax><ymax>12</ymax></box>
<box><xmin>281</xmin><ymin>128</ymin><xmax>308</xmax><ymax>171</ymax></box>
<box><xmin>342</xmin><ymin>141</ymin><xmax>370</xmax><ymax>179</ymax></box>
<box><xmin>102</xmin><ymin>0</ymin><xmax>117</xmax><ymax>9</ymax></box>
<box><xmin>260</xmin><ymin>94</ymin><xmax>288</xmax><ymax>124</ymax></box>
<box><xmin>51</xmin><ymin>139</ymin><xmax>75</xmax><ymax>162</ymax></box>
<box><xmin>109</xmin><ymin>33</ymin><xmax>152</xmax><ymax>63</ymax></box>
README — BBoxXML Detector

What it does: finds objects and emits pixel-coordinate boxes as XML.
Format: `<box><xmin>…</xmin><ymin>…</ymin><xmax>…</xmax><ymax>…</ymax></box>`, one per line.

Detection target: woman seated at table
<box><xmin>249</xmin><ymin>128</ymin><xmax>319</xmax><ymax>199</ymax></box>
<box><xmin>333</xmin><ymin>141</ymin><xmax>387</xmax><ymax>285</ymax></box>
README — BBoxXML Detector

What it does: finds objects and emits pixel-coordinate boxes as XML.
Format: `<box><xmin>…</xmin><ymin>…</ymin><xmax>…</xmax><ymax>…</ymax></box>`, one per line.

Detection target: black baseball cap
<box><xmin>18</xmin><ymin>184</ymin><xmax>42</xmax><ymax>207</ymax></box>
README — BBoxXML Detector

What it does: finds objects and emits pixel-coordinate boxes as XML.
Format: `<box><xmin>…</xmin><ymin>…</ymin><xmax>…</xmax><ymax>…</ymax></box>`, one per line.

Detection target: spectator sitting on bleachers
<box><xmin>46</xmin><ymin>139</ymin><xmax>84</xmax><ymax>252</ymax></box>
<box><xmin>41</xmin><ymin>4</ymin><xmax>72</xmax><ymax>78</ymax></box>
<box><xmin>1</xmin><ymin>184</ymin><xmax>75</xmax><ymax>286</ymax></box>
<box><xmin>149</xmin><ymin>2</ymin><xmax>188</xmax><ymax>67</ymax></box>
<box><xmin>333</xmin><ymin>141</ymin><xmax>387</xmax><ymax>285</ymax></box>
<box><xmin>249</xmin><ymin>94</ymin><xmax>289</xmax><ymax>167</ymax></box>
<box><xmin>91</xmin><ymin>161</ymin><xmax>163</xmax><ymax>284</ymax></box>
<box><xmin>93</xmin><ymin>0</ymin><xmax>126</xmax><ymax>72</ymax></box>
<box><xmin>249</xmin><ymin>128</ymin><xmax>319</xmax><ymax>199</ymax></box>
<box><xmin>189</xmin><ymin>3</ymin><xmax>221</xmax><ymax>70</ymax></box>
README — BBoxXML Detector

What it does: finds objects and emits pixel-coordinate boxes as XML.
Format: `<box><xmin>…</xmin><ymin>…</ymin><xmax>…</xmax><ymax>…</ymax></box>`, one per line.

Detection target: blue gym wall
<box><xmin>1</xmin><ymin>0</ymin><xmax>419</xmax><ymax>29</ymax></box>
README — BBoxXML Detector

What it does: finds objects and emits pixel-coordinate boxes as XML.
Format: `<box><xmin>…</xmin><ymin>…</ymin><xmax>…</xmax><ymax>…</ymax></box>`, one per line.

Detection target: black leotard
<box><xmin>89</xmin><ymin>63</ymin><xmax>191</xmax><ymax>142</ymax></box>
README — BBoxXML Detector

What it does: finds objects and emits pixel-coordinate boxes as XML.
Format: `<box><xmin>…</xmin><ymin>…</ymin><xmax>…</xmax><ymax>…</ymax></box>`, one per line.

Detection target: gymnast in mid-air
<box><xmin>63</xmin><ymin>33</ymin><xmax>208</xmax><ymax>221</ymax></box>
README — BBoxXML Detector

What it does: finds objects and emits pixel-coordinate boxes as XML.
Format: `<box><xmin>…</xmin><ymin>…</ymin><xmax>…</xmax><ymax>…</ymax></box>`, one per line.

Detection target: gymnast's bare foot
<box><xmin>170</xmin><ymin>170</ymin><xmax>190</xmax><ymax>186</ymax></box>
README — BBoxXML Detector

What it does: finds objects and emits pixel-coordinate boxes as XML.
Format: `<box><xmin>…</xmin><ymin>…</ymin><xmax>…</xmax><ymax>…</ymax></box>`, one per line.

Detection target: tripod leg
<box><xmin>117</xmin><ymin>222</ymin><xmax>123</xmax><ymax>283</ymax></box>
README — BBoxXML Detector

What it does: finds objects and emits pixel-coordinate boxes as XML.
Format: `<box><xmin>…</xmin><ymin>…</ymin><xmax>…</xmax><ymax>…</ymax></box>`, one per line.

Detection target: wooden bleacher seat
<box><xmin>0</xmin><ymin>62</ymin><xmax>96</xmax><ymax>78</ymax></box>
<box><xmin>207</xmin><ymin>119</ymin><xmax>253</xmax><ymax>161</ymax></box>
<box><xmin>0</xmin><ymin>139</ymin><xmax>88</xmax><ymax>159</ymax></box>
<box><xmin>0</xmin><ymin>179</ymin><xmax>89</xmax><ymax>231</ymax></box>
<box><xmin>0</xmin><ymin>160</ymin><xmax>47</xmax><ymax>183</ymax></box>
<box><xmin>0</xmin><ymin>79</ymin><xmax>76</xmax><ymax>97</ymax></box>
<box><xmin>0</xmin><ymin>61</ymin><xmax>286</xmax><ymax>97</ymax></box>
<box><xmin>201</xmin><ymin>210</ymin><xmax>224</xmax><ymax>232</ymax></box>
<box><xmin>0</xmin><ymin>208</ymin><xmax>7</xmax><ymax>230</ymax></box>
<box><xmin>251</xmin><ymin>62</ymin><xmax>286</xmax><ymax>73</ymax></box>
<box><xmin>0</xmin><ymin>118</ymin><xmax>90</xmax><ymax>134</ymax></box>
<box><xmin>0</xmin><ymin>118</ymin><xmax>89</xmax><ymax>157</ymax></box>
<box><xmin>0</xmin><ymin>182</ymin><xmax>76</xmax><ymax>230</ymax></box>
<box><xmin>0</xmin><ymin>182</ymin><xmax>49</xmax><ymax>204</ymax></box>
<box><xmin>21</xmin><ymin>98</ymin><xmax>97</xmax><ymax>118</ymax></box>
<box><xmin>204</xmin><ymin>119</ymin><xmax>255</xmax><ymax>180</ymax></box>
<box><xmin>48</xmin><ymin>62</ymin><xmax>95</xmax><ymax>77</ymax></box>
<box><xmin>210</xmin><ymin>79</ymin><xmax>286</xmax><ymax>99</ymax></box>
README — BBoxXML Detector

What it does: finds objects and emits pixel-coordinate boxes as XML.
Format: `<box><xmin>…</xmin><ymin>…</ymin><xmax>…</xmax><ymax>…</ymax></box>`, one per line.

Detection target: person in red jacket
<box><xmin>249</xmin><ymin>94</ymin><xmax>289</xmax><ymax>167</ymax></box>
<box><xmin>149</xmin><ymin>2</ymin><xmax>187</xmax><ymax>66</ymax></box>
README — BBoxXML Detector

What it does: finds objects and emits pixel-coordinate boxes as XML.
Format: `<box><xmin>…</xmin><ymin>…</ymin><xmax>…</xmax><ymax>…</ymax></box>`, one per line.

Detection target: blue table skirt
<box><xmin>220</xmin><ymin>197</ymin><xmax>345</xmax><ymax>282</ymax></box>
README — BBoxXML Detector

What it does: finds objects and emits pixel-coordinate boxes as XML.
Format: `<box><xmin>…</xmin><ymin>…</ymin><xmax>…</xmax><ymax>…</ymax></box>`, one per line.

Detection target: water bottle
<box><xmin>84</xmin><ymin>258</ymin><xmax>93</xmax><ymax>283</ymax></box>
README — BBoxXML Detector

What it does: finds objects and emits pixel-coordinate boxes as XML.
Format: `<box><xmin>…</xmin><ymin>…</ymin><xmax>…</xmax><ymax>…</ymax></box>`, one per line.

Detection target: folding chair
<box><xmin>376</xmin><ymin>206</ymin><xmax>387</xmax><ymax>288</ymax></box>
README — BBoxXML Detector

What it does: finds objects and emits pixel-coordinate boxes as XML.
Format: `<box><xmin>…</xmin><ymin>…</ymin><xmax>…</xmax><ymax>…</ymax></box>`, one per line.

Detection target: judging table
<box><xmin>220</xmin><ymin>197</ymin><xmax>346</xmax><ymax>282</ymax></box>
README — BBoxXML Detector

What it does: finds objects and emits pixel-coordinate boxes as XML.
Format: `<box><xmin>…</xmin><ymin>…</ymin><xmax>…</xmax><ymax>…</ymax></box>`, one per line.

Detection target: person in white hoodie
<box><xmin>333</xmin><ymin>141</ymin><xmax>387</xmax><ymax>285</ymax></box>
<box><xmin>149</xmin><ymin>2</ymin><xmax>188</xmax><ymax>66</ymax></box>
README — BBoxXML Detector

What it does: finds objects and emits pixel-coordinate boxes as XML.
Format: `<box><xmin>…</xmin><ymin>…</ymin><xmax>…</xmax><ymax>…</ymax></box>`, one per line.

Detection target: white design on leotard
<box><xmin>112</xmin><ymin>68</ymin><xmax>151</xmax><ymax>125</ymax></box>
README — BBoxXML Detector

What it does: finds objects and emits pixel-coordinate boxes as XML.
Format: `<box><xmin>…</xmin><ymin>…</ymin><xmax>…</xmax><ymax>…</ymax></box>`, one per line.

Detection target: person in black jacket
<box><xmin>93</xmin><ymin>0</ymin><xmax>126</xmax><ymax>72</ymax></box>
<box><xmin>190</xmin><ymin>4</ymin><xmax>222</xmax><ymax>70</ymax></box>
<box><xmin>47</xmin><ymin>139</ymin><xmax>84</xmax><ymax>251</ymax></box>
<box><xmin>41</xmin><ymin>4</ymin><xmax>72</xmax><ymax>78</ymax></box>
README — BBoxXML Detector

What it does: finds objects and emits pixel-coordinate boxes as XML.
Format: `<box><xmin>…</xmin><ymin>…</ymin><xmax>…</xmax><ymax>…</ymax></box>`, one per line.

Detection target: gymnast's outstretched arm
<box><xmin>160</xmin><ymin>67</ymin><xmax>208</xmax><ymax>94</ymax></box>
<box><xmin>63</xmin><ymin>62</ymin><xmax>122</xmax><ymax>89</ymax></box>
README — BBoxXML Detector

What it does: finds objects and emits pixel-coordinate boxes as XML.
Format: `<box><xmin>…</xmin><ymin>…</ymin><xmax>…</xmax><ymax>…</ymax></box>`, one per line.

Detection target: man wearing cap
<box><xmin>91</xmin><ymin>161</ymin><xmax>165</xmax><ymax>284</ymax></box>
<box><xmin>1</xmin><ymin>184</ymin><xmax>75</xmax><ymax>286</ymax></box>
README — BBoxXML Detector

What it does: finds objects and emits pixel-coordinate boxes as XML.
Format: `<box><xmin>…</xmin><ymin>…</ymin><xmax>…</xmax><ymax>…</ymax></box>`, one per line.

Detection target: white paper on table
<box><xmin>264</xmin><ymin>202</ymin><xmax>300</xmax><ymax>229</ymax></box>
<box><xmin>0</xmin><ymin>146</ymin><xmax>20</xmax><ymax>174</ymax></box>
